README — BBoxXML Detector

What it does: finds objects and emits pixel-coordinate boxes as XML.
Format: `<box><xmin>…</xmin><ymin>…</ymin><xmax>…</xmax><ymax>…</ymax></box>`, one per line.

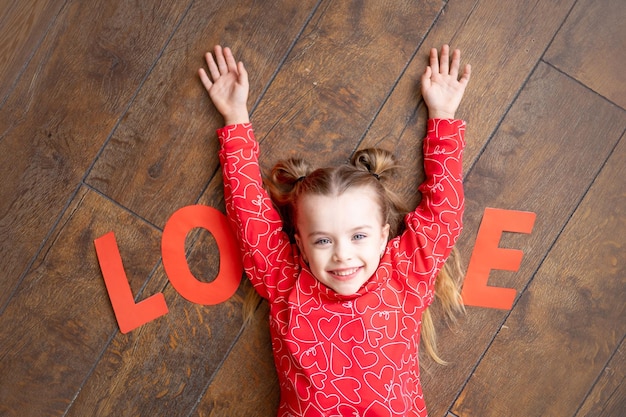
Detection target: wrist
<box><xmin>223</xmin><ymin>111</ymin><xmax>250</xmax><ymax>126</ymax></box>
<box><xmin>428</xmin><ymin>110</ymin><xmax>456</xmax><ymax>119</ymax></box>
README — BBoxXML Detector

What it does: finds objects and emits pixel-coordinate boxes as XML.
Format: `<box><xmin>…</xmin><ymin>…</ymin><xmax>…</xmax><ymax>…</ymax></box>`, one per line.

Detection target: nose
<box><xmin>332</xmin><ymin>240</ymin><xmax>352</xmax><ymax>262</ymax></box>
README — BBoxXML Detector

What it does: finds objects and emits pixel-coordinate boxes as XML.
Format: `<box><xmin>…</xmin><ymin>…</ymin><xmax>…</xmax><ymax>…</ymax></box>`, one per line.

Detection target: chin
<box><xmin>331</xmin><ymin>282</ymin><xmax>364</xmax><ymax>296</ymax></box>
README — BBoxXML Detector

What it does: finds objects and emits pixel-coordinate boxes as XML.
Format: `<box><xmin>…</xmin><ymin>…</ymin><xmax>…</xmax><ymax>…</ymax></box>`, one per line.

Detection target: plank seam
<box><xmin>193</xmin><ymin>0</ymin><xmax>327</xmax><ymax>208</ymax></box>
<box><xmin>349</xmin><ymin>3</ymin><xmax>450</xmax><ymax>159</ymax></box>
<box><xmin>185</xmin><ymin>296</ymin><xmax>267</xmax><ymax>417</ymax></box>
<box><xmin>572</xmin><ymin>333</ymin><xmax>626</xmax><ymax>417</ymax></box>
<box><xmin>542</xmin><ymin>60</ymin><xmax>626</xmax><ymax>113</ymax></box>
<box><xmin>444</xmin><ymin>0</ymin><xmax>598</xmax><ymax>409</ymax></box>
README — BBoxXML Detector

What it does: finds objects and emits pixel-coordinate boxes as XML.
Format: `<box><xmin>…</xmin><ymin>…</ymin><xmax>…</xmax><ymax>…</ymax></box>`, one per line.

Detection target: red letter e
<box><xmin>461</xmin><ymin>208</ymin><xmax>536</xmax><ymax>310</ymax></box>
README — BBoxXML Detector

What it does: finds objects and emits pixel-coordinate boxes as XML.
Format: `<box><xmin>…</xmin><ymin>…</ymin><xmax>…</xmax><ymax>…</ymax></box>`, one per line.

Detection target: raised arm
<box><xmin>397</xmin><ymin>47</ymin><xmax>470</xmax><ymax>282</ymax></box>
<box><xmin>200</xmin><ymin>46</ymin><xmax>297</xmax><ymax>301</ymax></box>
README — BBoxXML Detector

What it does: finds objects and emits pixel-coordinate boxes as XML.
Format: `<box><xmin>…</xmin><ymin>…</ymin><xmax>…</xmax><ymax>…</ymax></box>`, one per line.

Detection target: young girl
<box><xmin>199</xmin><ymin>44</ymin><xmax>471</xmax><ymax>416</ymax></box>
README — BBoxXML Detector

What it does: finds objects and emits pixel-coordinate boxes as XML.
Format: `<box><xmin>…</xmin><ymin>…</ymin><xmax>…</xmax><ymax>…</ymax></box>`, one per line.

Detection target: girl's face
<box><xmin>295</xmin><ymin>186</ymin><xmax>390</xmax><ymax>295</ymax></box>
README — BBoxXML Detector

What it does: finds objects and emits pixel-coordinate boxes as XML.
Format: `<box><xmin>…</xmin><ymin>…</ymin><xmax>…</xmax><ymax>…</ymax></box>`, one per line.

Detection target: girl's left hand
<box><xmin>421</xmin><ymin>45</ymin><xmax>471</xmax><ymax>119</ymax></box>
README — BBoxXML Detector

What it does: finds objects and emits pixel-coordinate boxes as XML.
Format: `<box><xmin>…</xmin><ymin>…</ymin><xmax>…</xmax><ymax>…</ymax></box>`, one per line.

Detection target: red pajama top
<box><xmin>218</xmin><ymin>119</ymin><xmax>465</xmax><ymax>417</ymax></box>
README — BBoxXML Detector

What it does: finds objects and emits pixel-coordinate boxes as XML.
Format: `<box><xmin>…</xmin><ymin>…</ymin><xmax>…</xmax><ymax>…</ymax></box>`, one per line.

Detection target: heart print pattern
<box><xmin>218</xmin><ymin>119</ymin><xmax>465</xmax><ymax>416</ymax></box>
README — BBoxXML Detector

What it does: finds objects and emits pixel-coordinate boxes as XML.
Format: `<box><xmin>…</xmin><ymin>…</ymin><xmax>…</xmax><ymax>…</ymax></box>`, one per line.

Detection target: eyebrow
<box><xmin>306</xmin><ymin>225</ymin><xmax>374</xmax><ymax>239</ymax></box>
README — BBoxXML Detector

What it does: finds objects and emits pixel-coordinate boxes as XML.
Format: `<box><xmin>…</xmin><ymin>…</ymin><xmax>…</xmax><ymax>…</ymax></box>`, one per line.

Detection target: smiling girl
<box><xmin>200</xmin><ymin>44</ymin><xmax>471</xmax><ymax>416</ymax></box>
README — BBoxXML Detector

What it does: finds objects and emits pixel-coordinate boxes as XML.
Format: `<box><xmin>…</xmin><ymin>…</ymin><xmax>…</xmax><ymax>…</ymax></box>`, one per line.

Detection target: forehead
<box><xmin>296</xmin><ymin>187</ymin><xmax>383</xmax><ymax>230</ymax></box>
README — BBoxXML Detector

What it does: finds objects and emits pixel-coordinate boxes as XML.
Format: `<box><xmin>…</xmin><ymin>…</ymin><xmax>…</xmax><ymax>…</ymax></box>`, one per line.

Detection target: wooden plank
<box><xmin>63</xmin><ymin>181</ymin><xmax>246</xmax><ymax>415</ymax></box>
<box><xmin>545</xmin><ymin>0</ymin><xmax>626</xmax><ymax>109</ymax></box>
<box><xmin>0</xmin><ymin>0</ymin><xmax>65</xmax><ymax>104</ymax></box>
<box><xmin>423</xmin><ymin>63</ymin><xmax>626</xmax><ymax>416</ymax></box>
<box><xmin>360</xmin><ymin>0</ymin><xmax>578</xmax><ymax>206</ymax></box>
<box><xmin>191</xmin><ymin>300</ymin><xmax>280</xmax><ymax>417</ymax></box>
<box><xmin>0</xmin><ymin>0</ymin><xmax>192</xmax><ymax>309</ymax></box>
<box><xmin>248</xmin><ymin>0</ymin><xmax>444</xmax><ymax>168</ymax></box>
<box><xmin>85</xmin><ymin>0</ymin><xmax>322</xmax><ymax>228</ymax></box>
<box><xmin>576</xmin><ymin>336</ymin><xmax>626</xmax><ymax>417</ymax></box>
<box><xmin>452</xmin><ymin>132</ymin><xmax>626</xmax><ymax>416</ymax></box>
<box><xmin>64</xmin><ymin>272</ymin><xmax>250</xmax><ymax>416</ymax></box>
<box><xmin>0</xmin><ymin>187</ymin><xmax>163</xmax><ymax>416</ymax></box>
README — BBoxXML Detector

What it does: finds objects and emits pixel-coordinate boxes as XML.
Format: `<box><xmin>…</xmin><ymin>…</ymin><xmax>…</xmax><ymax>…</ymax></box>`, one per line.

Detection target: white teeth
<box><xmin>332</xmin><ymin>268</ymin><xmax>359</xmax><ymax>276</ymax></box>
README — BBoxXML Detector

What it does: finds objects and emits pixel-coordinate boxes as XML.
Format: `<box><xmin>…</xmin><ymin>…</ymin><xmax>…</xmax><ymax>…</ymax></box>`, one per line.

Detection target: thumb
<box><xmin>237</xmin><ymin>61</ymin><xmax>249</xmax><ymax>87</ymax></box>
<box><xmin>421</xmin><ymin>66</ymin><xmax>432</xmax><ymax>92</ymax></box>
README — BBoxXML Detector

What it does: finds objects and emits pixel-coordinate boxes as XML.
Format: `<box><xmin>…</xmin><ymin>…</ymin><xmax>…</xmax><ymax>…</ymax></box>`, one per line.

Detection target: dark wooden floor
<box><xmin>1</xmin><ymin>0</ymin><xmax>624</xmax><ymax>416</ymax></box>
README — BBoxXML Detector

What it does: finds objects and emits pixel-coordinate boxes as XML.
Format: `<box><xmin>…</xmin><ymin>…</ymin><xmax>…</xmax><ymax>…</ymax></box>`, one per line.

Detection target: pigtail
<box><xmin>265</xmin><ymin>158</ymin><xmax>314</xmax><ymax>240</ymax></box>
<box><xmin>421</xmin><ymin>246</ymin><xmax>465</xmax><ymax>364</ymax></box>
<box><xmin>246</xmin><ymin>148</ymin><xmax>465</xmax><ymax>366</ymax></box>
<box><xmin>351</xmin><ymin>148</ymin><xmax>409</xmax><ymax>237</ymax></box>
<box><xmin>352</xmin><ymin>148</ymin><xmax>465</xmax><ymax>365</ymax></box>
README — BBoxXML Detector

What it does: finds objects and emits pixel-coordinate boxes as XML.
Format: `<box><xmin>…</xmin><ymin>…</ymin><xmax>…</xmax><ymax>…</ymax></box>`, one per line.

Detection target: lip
<box><xmin>328</xmin><ymin>266</ymin><xmax>362</xmax><ymax>281</ymax></box>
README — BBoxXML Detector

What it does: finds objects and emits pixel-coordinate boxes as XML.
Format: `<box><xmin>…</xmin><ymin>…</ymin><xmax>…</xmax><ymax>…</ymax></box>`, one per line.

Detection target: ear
<box><xmin>380</xmin><ymin>223</ymin><xmax>391</xmax><ymax>255</ymax></box>
<box><xmin>295</xmin><ymin>233</ymin><xmax>308</xmax><ymax>263</ymax></box>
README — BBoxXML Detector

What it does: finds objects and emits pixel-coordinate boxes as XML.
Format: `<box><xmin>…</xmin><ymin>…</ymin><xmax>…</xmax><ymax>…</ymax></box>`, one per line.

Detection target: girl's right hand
<box><xmin>199</xmin><ymin>45</ymin><xmax>250</xmax><ymax>125</ymax></box>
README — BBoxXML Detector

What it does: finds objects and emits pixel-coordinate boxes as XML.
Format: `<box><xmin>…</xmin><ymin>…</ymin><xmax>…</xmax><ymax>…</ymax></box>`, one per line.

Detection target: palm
<box><xmin>199</xmin><ymin>45</ymin><xmax>249</xmax><ymax>125</ymax></box>
<box><xmin>208</xmin><ymin>72</ymin><xmax>247</xmax><ymax>114</ymax></box>
<box><xmin>421</xmin><ymin>46</ymin><xmax>471</xmax><ymax>119</ymax></box>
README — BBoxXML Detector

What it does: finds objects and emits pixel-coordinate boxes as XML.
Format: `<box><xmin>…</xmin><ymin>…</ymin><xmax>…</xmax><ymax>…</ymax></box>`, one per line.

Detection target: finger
<box><xmin>224</xmin><ymin>47</ymin><xmax>238</xmax><ymax>73</ymax></box>
<box><xmin>214</xmin><ymin>45</ymin><xmax>228</xmax><ymax>75</ymax></box>
<box><xmin>459</xmin><ymin>63</ymin><xmax>471</xmax><ymax>86</ymax></box>
<box><xmin>198</xmin><ymin>68</ymin><xmax>213</xmax><ymax>91</ymax></box>
<box><xmin>205</xmin><ymin>51</ymin><xmax>220</xmax><ymax>81</ymax></box>
<box><xmin>237</xmin><ymin>61</ymin><xmax>249</xmax><ymax>87</ymax></box>
<box><xmin>449</xmin><ymin>48</ymin><xmax>461</xmax><ymax>78</ymax></box>
<box><xmin>439</xmin><ymin>44</ymin><xmax>450</xmax><ymax>74</ymax></box>
<box><xmin>429</xmin><ymin>48</ymin><xmax>439</xmax><ymax>75</ymax></box>
<box><xmin>421</xmin><ymin>66</ymin><xmax>432</xmax><ymax>90</ymax></box>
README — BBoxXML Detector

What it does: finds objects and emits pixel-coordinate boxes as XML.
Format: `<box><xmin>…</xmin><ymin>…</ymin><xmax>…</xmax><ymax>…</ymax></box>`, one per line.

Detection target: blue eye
<box><xmin>315</xmin><ymin>238</ymin><xmax>331</xmax><ymax>246</ymax></box>
<box><xmin>353</xmin><ymin>233</ymin><xmax>367</xmax><ymax>241</ymax></box>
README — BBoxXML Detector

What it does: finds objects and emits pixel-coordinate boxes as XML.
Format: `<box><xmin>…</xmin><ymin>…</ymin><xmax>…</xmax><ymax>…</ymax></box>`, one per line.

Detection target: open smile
<box><xmin>328</xmin><ymin>266</ymin><xmax>363</xmax><ymax>281</ymax></box>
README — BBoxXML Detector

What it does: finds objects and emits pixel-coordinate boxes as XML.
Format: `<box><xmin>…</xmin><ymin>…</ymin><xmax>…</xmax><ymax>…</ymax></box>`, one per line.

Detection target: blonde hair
<box><xmin>246</xmin><ymin>148</ymin><xmax>464</xmax><ymax>364</ymax></box>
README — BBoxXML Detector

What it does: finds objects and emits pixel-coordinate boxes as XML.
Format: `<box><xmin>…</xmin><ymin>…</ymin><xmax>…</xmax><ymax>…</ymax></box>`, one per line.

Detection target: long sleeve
<box><xmin>217</xmin><ymin>124</ymin><xmax>297</xmax><ymax>302</ymax></box>
<box><xmin>217</xmin><ymin>121</ymin><xmax>466</xmax><ymax>417</ymax></box>
<box><xmin>393</xmin><ymin>118</ymin><xmax>465</xmax><ymax>302</ymax></box>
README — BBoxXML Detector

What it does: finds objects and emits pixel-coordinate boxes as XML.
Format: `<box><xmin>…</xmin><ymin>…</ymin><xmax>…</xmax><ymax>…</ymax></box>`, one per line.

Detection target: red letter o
<box><xmin>162</xmin><ymin>205</ymin><xmax>242</xmax><ymax>305</ymax></box>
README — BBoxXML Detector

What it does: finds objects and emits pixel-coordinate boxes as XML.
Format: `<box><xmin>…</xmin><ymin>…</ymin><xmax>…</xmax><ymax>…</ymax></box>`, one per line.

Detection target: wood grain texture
<box><xmin>452</xmin><ymin>128</ymin><xmax>626</xmax><ymax>416</ymax></box>
<box><xmin>0</xmin><ymin>0</ymin><xmax>192</xmax><ymax>309</ymax></box>
<box><xmin>575</xmin><ymin>336</ymin><xmax>626</xmax><ymax>417</ymax></box>
<box><xmin>360</xmin><ymin>0</ymin><xmax>578</xmax><ymax>206</ymax></box>
<box><xmin>250</xmin><ymin>0</ymin><xmax>442</xmax><ymax>168</ymax></box>
<box><xmin>0</xmin><ymin>0</ymin><xmax>65</xmax><ymax>103</ymax></box>
<box><xmin>423</xmin><ymin>62</ymin><xmax>626</xmax><ymax>416</ymax></box>
<box><xmin>85</xmin><ymin>0</ymin><xmax>321</xmax><ymax>227</ymax></box>
<box><xmin>544</xmin><ymin>0</ymin><xmax>626</xmax><ymax>109</ymax></box>
<box><xmin>64</xmin><ymin>181</ymin><xmax>245</xmax><ymax>416</ymax></box>
<box><xmin>0</xmin><ymin>187</ymin><xmax>162</xmax><ymax>417</ymax></box>
<box><xmin>64</xmin><ymin>279</ymin><xmax>249</xmax><ymax>417</ymax></box>
<box><xmin>191</xmin><ymin>300</ymin><xmax>280</xmax><ymax>417</ymax></box>
<box><xmin>0</xmin><ymin>0</ymin><xmax>624</xmax><ymax>415</ymax></box>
